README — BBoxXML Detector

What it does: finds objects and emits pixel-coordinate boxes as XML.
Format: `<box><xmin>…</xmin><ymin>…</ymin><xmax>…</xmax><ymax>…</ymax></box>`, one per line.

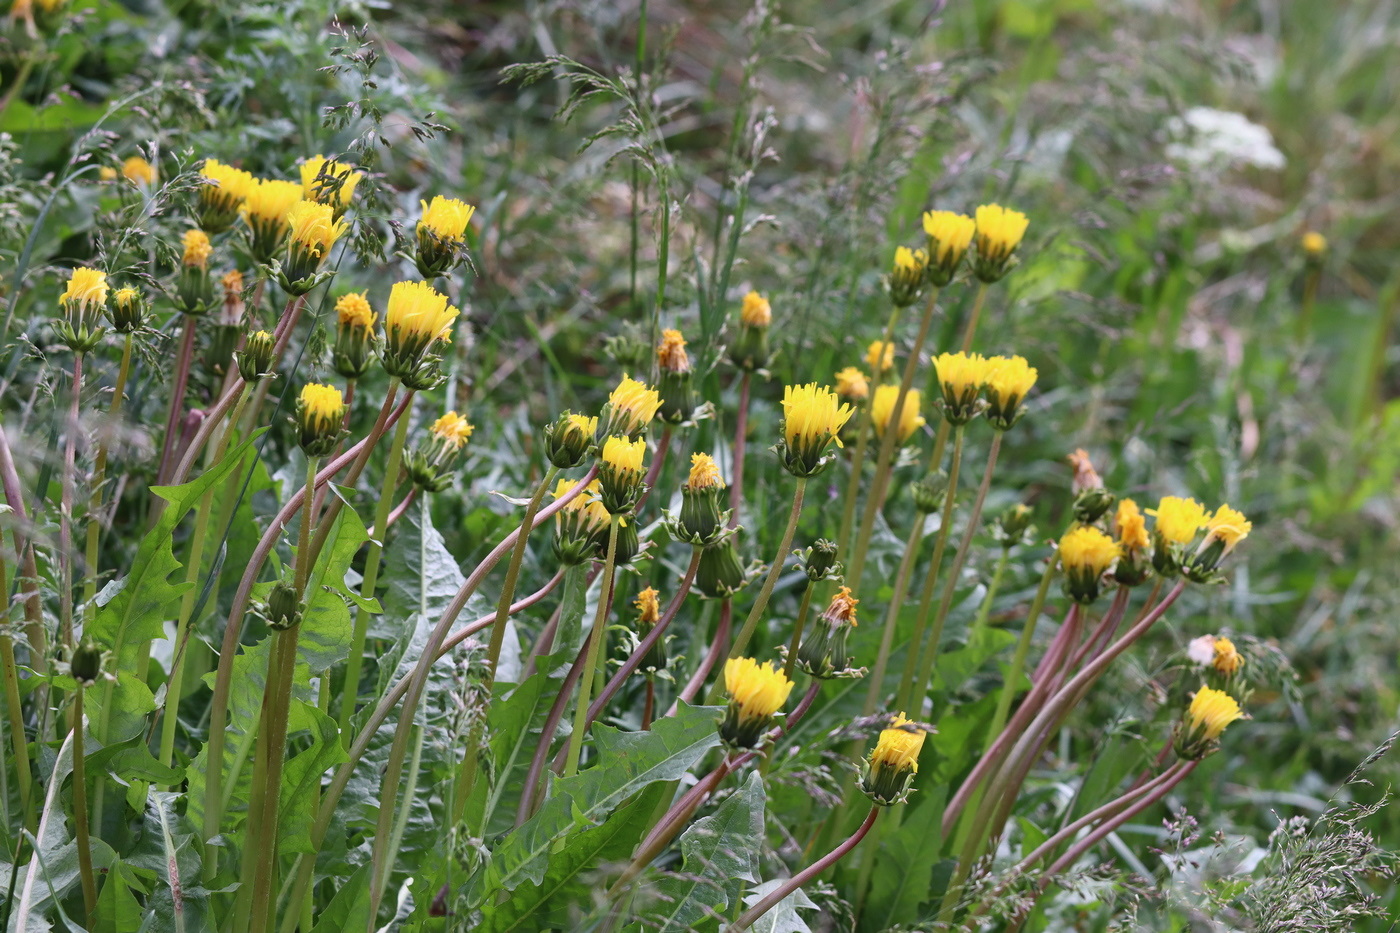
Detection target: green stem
<box><xmin>58</xmin><ymin>352</ymin><xmax>83</xmax><ymax>662</ymax></box>
<box><xmin>450</xmin><ymin>465</ymin><xmax>559</xmax><ymax>823</ymax></box>
<box><xmin>82</xmin><ymin>332</ymin><xmax>133</xmax><ymax>612</ymax></box>
<box><xmin>908</xmin><ymin>432</ymin><xmax>1003</xmax><ymax>706</ymax></box>
<box><xmin>709</xmin><ymin>476</ymin><xmax>808</xmax><ymax>700</ymax></box>
<box><xmin>563</xmin><ymin>516</ymin><xmax>622</xmax><ymax>777</ymax></box>
<box><xmin>0</xmin><ymin>557</ymin><xmax>33</xmax><ymax>832</ymax></box>
<box><xmin>967</xmin><ymin>548</ymin><xmax>1010</xmax><ymax>643</ymax></box>
<box><xmin>836</xmin><ymin>305</ymin><xmax>901</xmax><ymax>559</ymax></box>
<box><xmin>72</xmin><ymin>686</ymin><xmax>97</xmax><ymax>926</ymax></box>
<box><xmin>861</xmin><ymin>502</ymin><xmax>928</xmax><ymax>716</ymax></box>
<box><xmin>336</xmin><ymin>404</ymin><xmax>414</xmax><ymax>740</ymax></box>
<box><xmin>960</xmin><ymin>283</ymin><xmax>988</xmax><ymax>353</ymax></box>
<box><xmin>892</xmin><ymin>426</ymin><xmax>965</xmax><ymax>710</ymax></box>
<box><xmin>986</xmin><ymin>555</ymin><xmax>1057</xmax><ymax>750</ymax></box>
<box><xmin>780</xmin><ymin>585</ymin><xmax>816</xmax><ymax>682</ymax></box>
<box><xmin>846</xmin><ymin>289</ymin><xmax>939</xmax><ymax>591</ymax></box>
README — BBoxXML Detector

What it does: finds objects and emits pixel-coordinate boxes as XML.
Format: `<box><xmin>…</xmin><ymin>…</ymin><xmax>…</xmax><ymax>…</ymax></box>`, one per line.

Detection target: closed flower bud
<box><xmin>886</xmin><ymin>246</ymin><xmax>928</xmax><ymax>307</ymax></box>
<box><xmin>932</xmin><ymin>351</ymin><xmax>989</xmax><ymax>425</ymax></box>
<box><xmin>673</xmin><ymin>453</ymin><xmax>727</xmax><ymax>546</ymax></box>
<box><xmin>237</xmin><ymin>330</ymin><xmax>276</xmax><ymax>382</ymax></box>
<box><xmin>552</xmin><ymin>479</ymin><xmax>611</xmax><ymax>565</ymax></box>
<box><xmin>696</xmin><ymin>537</ymin><xmax>749</xmax><ymax>599</ymax></box>
<box><xmin>1146</xmin><ymin>496</ymin><xmax>1209</xmax><ymax>577</ymax></box>
<box><xmin>1058</xmin><ymin>525</ymin><xmax>1120</xmax><ymax>604</ymax></box>
<box><xmin>206</xmin><ymin>271</ymin><xmax>246</xmax><ymax>376</ymax></box>
<box><xmin>860</xmin><ymin>713</ymin><xmax>927</xmax><ymax>806</ymax></box>
<box><xmin>797</xmin><ymin>586</ymin><xmax>864</xmax><ymax>679</ymax></box>
<box><xmin>197</xmin><ymin>159</ymin><xmax>256</xmax><ymax>234</ymax></box>
<box><xmin>1183</xmin><ymin>504</ymin><xmax>1252</xmax><ymax>584</ymax></box>
<box><xmin>600</xmin><ymin>516</ymin><xmax>643</xmax><ymax>566</ymax></box>
<box><xmin>108</xmin><ymin>286</ymin><xmax>147</xmax><ymax>333</ymax></box>
<box><xmin>834</xmin><ymin>366</ymin><xmax>869</xmax><ymax>402</ymax></box>
<box><xmin>634</xmin><ymin>587</ymin><xmax>667</xmax><ymax>672</ymax></box>
<box><xmin>983</xmin><ymin>355</ymin><xmax>1037</xmax><ymax>430</ymax></box>
<box><xmin>1301</xmin><ymin>231</ymin><xmax>1326</xmax><ymax>264</ymax></box>
<box><xmin>295</xmin><ymin>383</ymin><xmax>345</xmax><ymax>457</ymax></box>
<box><xmin>601</xmin><ymin>375</ymin><xmax>662</xmax><ymax>440</ymax></box>
<box><xmin>922</xmin><ymin>210</ymin><xmax>976</xmax><ymax>286</ymax></box>
<box><xmin>404</xmin><ymin>411</ymin><xmax>474</xmax><ymax>492</ymax></box>
<box><xmin>1073</xmin><ymin>488</ymin><xmax>1117</xmax><ymax>526</ymax></box>
<box><xmin>910</xmin><ymin>471</ymin><xmax>948</xmax><ymax>514</ymax></box>
<box><xmin>1111</xmin><ymin>498</ymin><xmax>1152</xmax><ymax>586</ymax></box>
<box><xmin>332</xmin><ymin>292</ymin><xmax>378</xmax><ymax>379</ymax></box>
<box><xmin>176</xmin><ymin>228</ymin><xmax>216</xmax><ymax>315</ymax></box>
<box><xmin>598</xmin><ymin>435</ymin><xmax>647</xmax><ymax>515</ymax></box>
<box><xmin>56</xmin><ymin>267</ymin><xmax>108</xmax><ymax>352</ymax></box>
<box><xmin>604</xmin><ymin>331</ymin><xmax>652</xmax><ymax>374</ymax></box>
<box><xmin>266</xmin><ymin>580</ymin><xmax>303</xmax><ymax>630</ymax></box>
<box><xmin>278</xmin><ymin>200</ymin><xmax>347</xmax><ymax>296</ymax></box>
<box><xmin>971</xmin><ymin>204</ymin><xmax>1030</xmax><ymax>283</ymax></box>
<box><xmin>777</xmin><ymin>383</ymin><xmax>855</xmax><ymax>477</ymax></box>
<box><xmin>729</xmin><ymin>291</ymin><xmax>772</xmax><ymax>371</ymax></box>
<box><xmin>797</xmin><ymin>538</ymin><xmax>841</xmax><ymax>582</ymax></box>
<box><xmin>240</xmin><ymin>178</ymin><xmax>304</xmax><ymax>263</ymax></box>
<box><xmin>70</xmin><ymin>639</ymin><xmax>105</xmax><ymax>686</ymax></box>
<box><xmin>300</xmin><ymin>154</ymin><xmax>362</xmax><ymax>219</ymax></box>
<box><xmin>870</xmin><ymin>384</ymin><xmax>925</xmax><ymax>446</ymax></box>
<box><xmin>992</xmin><ymin>503</ymin><xmax>1034</xmax><ymax>548</ymax></box>
<box><xmin>545</xmin><ymin>412</ymin><xmax>597</xmax><ymax>469</ymax></box>
<box><xmin>382</xmin><ymin>280</ymin><xmax>458</xmax><ymax>385</ymax></box>
<box><xmin>1173</xmin><ymin>684</ymin><xmax>1244</xmax><ymax>760</ymax></box>
<box><xmin>656</xmin><ymin>328</ymin><xmax>697</xmax><ymax>423</ymax></box>
<box><xmin>719</xmin><ymin>657</ymin><xmax>794</xmax><ymax>749</ymax></box>
<box><xmin>415</xmin><ymin>196</ymin><xmax>476</xmax><ymax>279</ymax></box>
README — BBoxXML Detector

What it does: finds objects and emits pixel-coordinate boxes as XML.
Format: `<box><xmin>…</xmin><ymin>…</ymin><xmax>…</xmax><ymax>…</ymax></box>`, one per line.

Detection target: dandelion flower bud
<box><xmin>266</xmin><ymin>580</ymin><xmax>303</xmax><ymax>631</ymax></box>
<box><xmin>197</xmin><ymin>159</ymin><xmax>256</xmax><ymax>234</ymax></box>
<box><xmin>656</xmin><ymin>328</ymin><xmax>697</xmax><ymax>423</ymax></box>
<box><xmin>922</xmin><ymin>210</ymin><xmax>976</xmax><ymax>286</ymax></box>
<box><xmin>729</xmin><ymin>291</ymin><xmax>772</xmax><ymax>371</ymax></box>
<box><xmin>552</xmin><ymin>479</ymin><xmax>611</xmax><ymax>565</ymax></box>
<box><xmin>860</xmin><ymin>713</ymin><xmax>927</xmax><ymax>806</ymax></box>
<box><xmin>910</xmin><ymin>471</ymin><xmax>948</xmax><ymax>514</ymax></box>
<box><xmin>599</xmin><ymin>435</ymin><xmax>647</xmax><ymax>515</ymax></box>
<box><xmin>797</xmin><ymin>586</ymin><xmax>863</xmax><ymax>679</ymax></box>
<box><xmin>236</xmin><ymin>329</ymin><xmax>276</xmax><ymax>382</ymax></box>
<box><xmin>56</xmin><ymin>267</ymin><xmax>108</xmax><ymax>352</ymax></box>
<box><xmin>122</xmin><ymin>156</ymin><xmax>156</xmax><ymax>187</ymax></box>
<box><xmin>865</xmin><ymin>340</ymin><xmax>895</xmax><ymax>376</ymax></box>
<box><xmin>992</xmin><ymin>502</ymin><xmax>1035</xmax><ymax>548</ymax></box>
<box><xmin>696</xmin><ymin>537</ymin><xmax>749</xmax><ymax>599</ymax></box>
<box><xmin>1111</xmin><ymin>498</ymin><xmax>1152</xmax><ymax>586</ymax></box>
<box><xmin>415</xmin><ymin>195</ymin><xmax>476</xmax><ymax>279</ymax></box>
<box><xmin>332</xmin><ymin>292</ymin><xmax>378</xmax><ymax>379</ymax></box>
<box><xmin>382</xmin><ymin>280</ymin><xmax>458</xmax><ymax>388</ymax></box>
<box><xmin>69</xmin><ymin>638</ymin><xmax>106</xmax><ymax>686</ymax></box>
<box><xmin>300</xmin><ymin>154</ymin><xmax>362</xmax><ymax>218</ymax></box>
<box><xmin>673</xmin><ymin>453</ymin><xmax>728</xmax><ymax>546</ymax></box>
<box><xmin>108</xmin><ymin>286</ymin><xmax>147</xmax><ymax>333</ymax></box>
<box><xmin>719</xmin><ymin>658</ymin><xmax>794</xmax><ymax>749</ymax></box>
<box><xmin>240</xmin><ymin>178</ymin><xmax>305</xmax><ymax>263</ymax></box>
<box><xmin>295</xmin><ymin>383</ymin><xmax>345</xmax><ymax>457</ymax></box>
<box><xmin>206</xmin><ymin>270</ymin><xmax>247</xmax><ymax>376</ymax></box>
<box><xmin>1301</xmin><ymin>231</ymin><xmax>1326</xmax><ymax>264</ymax></box>
<box><xmin>278</xmin><ymin>199</ymin><xmax>347</xmax><ymax>296</ymax></box>
<box><xmin>1058</xmin><ymin>525</ymin><xmax>1120</xmax><ymax>604</ymax></box>
<box><xmin>971</xmin><ymin>204</ymin><xmax>1030</xmax><ymax>283</ymax></box>
<box><xmin>176</xmin><ymin>229</ymin><xmax>215</xmax><ymax>315</ymax></box>
<box><xmin>834</xmin><ymin>366</ymin><xmax>869</xmax><ymax>402</ymax></box>
<box><xmin>886</xmin><ymin>246</ymin><xmax>928</xmax><ymax>307</ymax></box>
<box><xmin>1183</xmin><ymin>504</ymin><xmax>1252</xmax><ymax>583</ymax></box>
<box><xmin>983</xmin><ymin>354</ymin><xmax>1037</xmax><ymax>430</ymax></box>
<box><xmin>601</xmin><ymin>374</ymin><xmax>662</xmax><ymax>440</ymax></box>
<box><xmin>634</xmin><ymin>587</ymin><xmax>668</xmax><ymax>672</ymax></box>
<box><xmin>871</xmin><ymin>385</ymin><xmax>925</xmax><ymax>446</ymax></box>
<box><xmin>777</xmin><ymin>383</ymin><xmax>854</xmax><ymax>478</ymax></box>
<box><xmin>544</xmin><ymin>412</ymin><xmax>597</xmax><ymax>469</ymax></box>
<box><xmin>797</xmin><ymin>538</ymin><xmax>841</xmax><ymax>582</ymax></box>
<box><xmin>405</xmin><ymin>410</ymin><xmax>474</xmax><ymax>492</ymax></box>
<box><xmin>1173</xmin><ymin>685</ymin><xmax>1243</xmax><ymax>760</ymax></box>
<box><xmin>1147</xmin><ymin>496</ymin><xmax>1209</xmax><ymax>577</ymax></box>
<box><xmin>932</xmin><ymin>351</ymin><xmax>988</xmax><ymax>425</ymax></box>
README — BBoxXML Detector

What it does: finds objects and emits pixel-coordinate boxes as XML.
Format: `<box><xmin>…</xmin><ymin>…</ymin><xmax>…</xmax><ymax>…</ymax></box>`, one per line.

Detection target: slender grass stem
<box><xmin>836</xmin><ymin>306</ymin><xmax>900</xmax><ymax>559</ymax></box>
<box><xmin>862</xmin><ymin>501</ymin><xmax>930</xmax><ymax>716</ymax></box>
<box><xmin>967</xmin><ymin>548</ymin><xmax>1010</xmax><ymax>642</ymax></box>
<box><xmin>82</xmin><ymin>332</ymin><xmax>132</xmax><ymax>611</ymax></box>
<box><xmin>562</xmin><ymin>516</ymin><xmax>622</xmax><ymax>777</ymax></box>
<box><xmin>336</xmin><ymin>403</ymin><xmax>414</xmax><ymax>740</ymax></box>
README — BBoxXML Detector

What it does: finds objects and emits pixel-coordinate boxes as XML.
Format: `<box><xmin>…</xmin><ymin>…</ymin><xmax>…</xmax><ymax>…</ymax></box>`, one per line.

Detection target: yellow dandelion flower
<box><xmin>870</xmin><ymin>384</ymin><xmax>925</xmax><ymax>444</ymax></box>
<box><xmin>1204</xmin><ymin>504</ymin><xmax>1252</xmax><ymax>553</ymax></box>
<box><xmin>740</xmin><ymin>291</ymin><xmax>772</xmax><ymax>327</ymax></box>
<box><xmin>861</xmin><ymin>712</ymin><xmax>927</xmax><ymax>805</ymax></box>
<box><xmin>781</xmin><ymin>383</ymin><xmax>855</xmax><ymax>475</ymax></box>
<box><xmin>834</xmin><ymin>366</ymin><xmax>869</xmax><ymax>401</ymax></box>
<box><xmin>720</xmin><ymin>657</ymin><xmax>794</xmax><ymax>747</ymax></box>
<box><xmin>922</xmin><ymin>209</ymin><xmax>976</xmax><ymax>284</ymax></box>
<box><xmin>60</xmin><ymin>267</ymin><xmax>109</xmax><ymax>309</ymax></box>
<box><xmin>1059</xmin><ymin>525</ymin><xmax>1120</xmax><ymax>604</ymax></box>
<box><xmin>601</xmin><ymin>435</ymin><xmax>646</xmax><ymax>473</ymax></box>
<box><xmin>1115</xmin><ymin>498</ymin><xmax>1149</xmax><ymax>552</ymax></box>
<box><xmin>241</xmin><ymin>178</ymin><xmax>303</xmax><ymax>227</ymax></box>
<box><xmin>121</xmin><ymin>156</ymin><xmax>155</xmax><ymax>186</ymax></box>
<box><xmin>1212</xmin><ymin>636</ymin><xmax>1243</xmax><ymax>676</ymax></box>
<box><xmin>983</xmin><ymin>354</ymin><xmax>1037</xmax><ymax>429</ymax></box>
<box><xmin>297</xmin><ymin>383</ymin><xmax>345</xmax><ymax>455</ymax></box>
<box><xmin>336</xmin><ymin>292</ymin><xmax>375</xmax><ymax>329</ymax></box>
<box><xmin>430</xmin><ymin>411</ymin><xmax>474</xmax><ymax>450</ymax></box>
<box><xmin>1187</xmin><ymin>685</ymin><xmax>1243</xmax><ymax>741</ymax></box>
<box><xmin>418</xmin><ymin>196</ymin><xmax>476</xmax><ymax>243</ymax></box>
<box><xmin>973</xmin><ymin>204</ymin><xmax>1030</xmax><ymax>263</ymax></box>
<box><xmin>1302</xmin><ymin>231</ymin><xmax>1326</xmax><ymax>257</ymax></box>
<box><xmin>604</xmin><ymin>374</ymin><xmax>662</xmax><ymax>438</ymax></box>
<box><xmin>685</xmin><ymin>452</ymin><xmax>724</xmax><ymax>491</ymax></box>
<box><xmin>932</xmin><ymin>351</ymin><xmax>989</xmax><ymax>424</ymax></box>
<box><xmin>1148</xmin><ymin>496</ymin><xmax>1210</xmax><ymax>546</ymax></box>
<box><xmin>300</xmin><ymin>154</ymin><xmax>362</xmax><ymax>208</ymax></box>
<box><xmin>98</xmin><ymin>166</ymin><xmax>117</xmax><ymax>182</ymax></box>
<box><xmin>383</xmin><ymin>279</ymin><xmax>459</xmax><ymax>369</ymax></box>
<box><xmin>182</xmin><ymin>229</ymin><xmax>212</xmax><ymax>268</ymax></box>
<box><xmin>198</xmin><ymin>159</ymin><xmax>256</xmax><ymax>233</ymax></box>
<box><xmin>866</xmin><ymin>340</ymin><xmax>895</xmax><ymax>374</ymax></box>
<box><xmin>656</xmin><ymin>328</ymin><xmax>691</xmax><ymax>373</ymax></box>
<box><xmin>286</xmin><ymin>199</ymin><xmax>347</xmax><ymax>258</ymax></box>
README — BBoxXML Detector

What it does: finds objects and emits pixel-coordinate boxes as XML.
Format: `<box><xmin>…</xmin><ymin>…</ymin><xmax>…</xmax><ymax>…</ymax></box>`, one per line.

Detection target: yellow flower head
<box><xmin>604</xmin><ymin>375</ymin><xmax>662</xmax><ymax>438</ymax></box>
<box><xmin>1115</xmin><ymin>498</ymin><xmax>1150</xmax><ymax>552</ymax></box>
<box><xmin>871</xmin><ymin>384</ymin><xmax>925</xmax><ymax>444</ymax></box>
<box><xmin>870</xmin><ymin>712</ymin><xmax>925</xmax><ymax>774</ymax></box>
<box><xmin>983</xmin><ymin>354</ymin><xmax>1038</xmax><ymax>430</ymax></box>
<box><xmin>932</xmin><ymin>351</ymin><xmax>989</xmax><ymax>424</ymax></box>
<box><xmin>1204</xmin><ymin>504</ymin><xmax>1252</xmax><ymax>554</ymax></box>
<box><xmin>336</xmin><ymin>292</ymin><xmax>376</xmax><ymax>329</ymax></box>
<box><xmin>723</xmin><ymin>657</ymin><xmax>794</xmax><ymax>724</ymax></box>
<box><xmin>113</xmin><ymin>286</ymin><xmax>139</xmax><ymax>308</ymax></box>
<box><xmin>122</xmin><ymin>156</ymin><xmax>156</xmax><ymax>186</ymax></box>
<box><xmin>601</xmin><ymin>435</ymin><xmax>647</xmax><ymax>474</ymax></box>
<box><xmin>635</xmin><ymin>587</ymin><xmax>661</xmax><ymax>626</ymax></box>
<box><xmin>1187</xmin><ymin>685</ymin><xmax>1243</xmax><ymax>741</ymax></box>
<box><xmin>384</xmin><ymin>279</ymin><xmax>459</xmax><ymax>360</ymax></box>
<box><xmin>568</xmin><ymin>413</ymin><xmax>597</xmax><ymax>440</ymax></box>
<box><xmin>418</xmin><ymin>196</ymin><xmax>476</xmax><ymax>243</ymax></box>
<box><xmin>200</xmin><ymin>159</ymin><xmax>255</xmax><ymax>202</ymax></box>
<box><xmin>834</xmin><ymin>366</ymin><xmax>869</xmax><ymax>401</ymax></box>
<box><xmin>553</xmin><ymin>478</ymin><xmax>611</xmax><ymax>532</ymax></box>
<box><xmin>781</xmin><ymin>383</ymin><xmax>855</xmax><ymax>475</ymax></box>
<box><xmin>1302</xmin><ymin>231</ymin><xmax>1326</xmax><ymax>257</ymax></box>
<box><xmin>685</xmin><ymin>452</ymin><xmax>725</xmax><ymax>491</ymax></box>
<box><xmin>922</xmin><ymin>210</ymin><xmax>976</xmax><ymax>283</ymax></box>
<box><xmin>61</xmin><ymin>267</ymin><xmax>109</xmax><ymax>310</ymax></box>
<box><xmin>1059</xmin><ymin>525</ymin><xmax>1120</xmax><ymax>576</ymax></box>
<box><xmin>241</xmin><ymin>178</ymin><xmax>304</xmax><ymax>227</ymax></box>
<box><xmin>866</xmin><ymin>340</ymin><xmax>895</xmax><ymax>374</ymax></box>
<box><xmin>182</xmin><ymin>228</ymin><xmax>212</xmax><ymax>268</ymax></box>
<box><xmin>297</xmin><ymin>383</ymin><xmax>345</xmax><ymax>455</ymax></box>
<box><xmin>98</xmin><ymin>166</ymin><xmax>117</xmax><ymax>182</ymax></box>
<box><xmin>894</xmin><ymin>246</ymin><xmax>927</xmax><ymax>275</ymax></box>
<box><xmin>740</xmin><ymin>290</ymin><xmax>772</xmax><ymax>327</ymax></box>
<box><xmin>823</xmin><ymin>586</ymin><xmax>859</xmax><ymax>628</ymax></box>
<box><xmin>888</xmin><ymin>246</ymin><xmax>929</xmax><ymax>305</ymax></box>
<box><xmin>1148</xmin><ymin>496</ymin><xmax>1210</xmax><ymax>546</ymax></box>
<box><xmin>973</xmin><ymin>204</ymin><xmax>1030</xmax><ymax>263</ymax></box>
<box><xmin>430</xmin><ymin>411</ymin><xmax>474</xmax><ymax>450</ymax></box>
<box><xmin>656</xmin><ymin>328</ymin><xmax>691</xmax><ymax>374</ymax></box>
<box><xmin>286</xmin><ymin>199</ymin><xmax>348</xmax><ymax>257</ymax></box>
<box><xmin>300</xmin><ymin>154</ymin><xmax>362</xmax><ymax>208</ymax></box>
<box><xmin>1212</xmin><ymin>636</ymin><xmax>1243</xmax><ymax>676</ymax></box>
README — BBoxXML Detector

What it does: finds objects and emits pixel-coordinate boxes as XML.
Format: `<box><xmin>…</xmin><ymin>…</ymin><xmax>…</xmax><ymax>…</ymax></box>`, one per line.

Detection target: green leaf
<box><xmin>933</xmin><ymin>624</ymin><xmax>1017</xmax><ymax>695</ymax></box>
<box><xmin>277</xmin><ymin>702</ymin><xmax>348</xmax><ymax>854</ymax></box>
<box><xmin>310</xmin><ymin>864</ymin><xmax>370</xmax><ymax>933</ymax></box>
<box><xmin>469</xmin><ymin>702</ymin><xmax>724</xmax><ymax>904</ymax></box>
<box><xmin>643</xmin><ymin>771</ymin><xmax>766</xmax><ymax>931</ymax></box>
<box><xmin>863</xmin><ymin>789</ymin><xmax>945</xmax><ymax>929</ymax></box>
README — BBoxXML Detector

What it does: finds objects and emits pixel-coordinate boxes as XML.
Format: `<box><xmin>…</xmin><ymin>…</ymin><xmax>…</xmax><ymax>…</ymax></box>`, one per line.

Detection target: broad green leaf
<box><xmin>277</xmin><ymin>701</ymin><xmax>348</xmax><ymax>854</ymax></box>
<box><xmin>643</xmin><ymin>771</ymin><xmax>766</xmax><ymax>931</ymax></box>
<box><xmin>309</xmin><ymin>864</ymin><xmax>370</xmax><ymax>933</ymax></box>
<box><xmin>863</xmin><ymin>788</ymin><xmax>945</xmax><ymax>930</ymax></box>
